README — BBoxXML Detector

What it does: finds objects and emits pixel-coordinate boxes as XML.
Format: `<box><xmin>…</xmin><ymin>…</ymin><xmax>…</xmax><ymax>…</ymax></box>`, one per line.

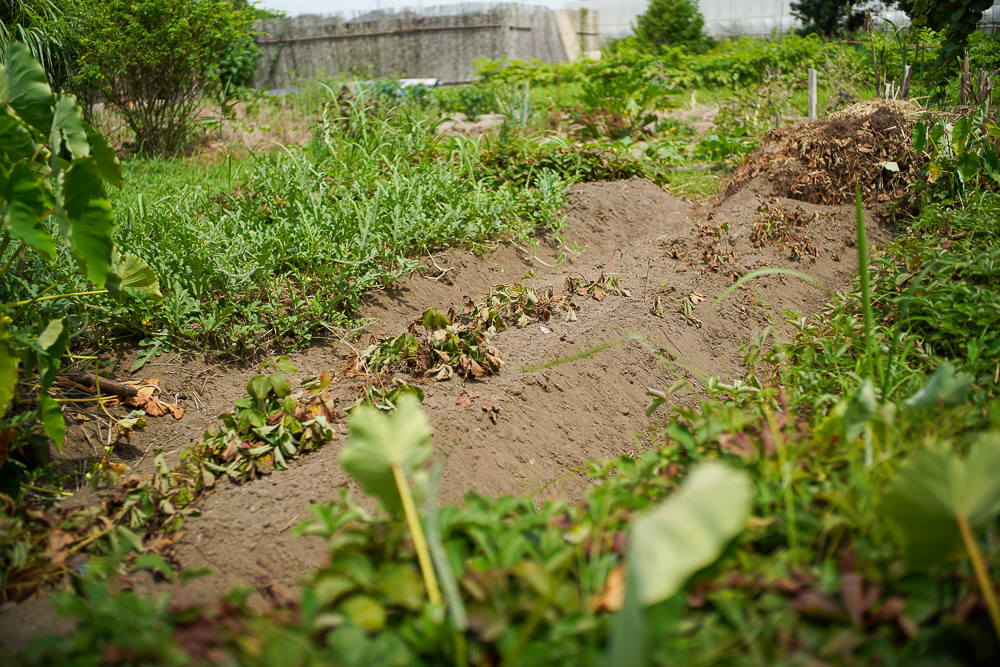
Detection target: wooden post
<box><xmin>901</xmin><ymin>65</ymin><xmax>912</xmax><ymax>101</ymax></box>
<box><xmin>808</xmin><ymin>68</ymin><xmax>817</xmax><ymax>121</ymax></box>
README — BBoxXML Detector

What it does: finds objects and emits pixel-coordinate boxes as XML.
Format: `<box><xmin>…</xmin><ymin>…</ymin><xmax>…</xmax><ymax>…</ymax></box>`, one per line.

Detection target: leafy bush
<box><xmin>633</xmin><ymin>0</ymin><xmax>713</xmax><ymax>54</ymax></box>
<box><xmin>791</xmin><ymin>0</ymin><xmax>865</xmax><ymax>35</ymax></box>
<box><xmin>433</xmin><ymin>83</ymin><xmax>500</xmax><ymax>120</ymax></box>
<box><xmin>898</xmin><ymin>0</ymin><xmax>995</xmax><ymax>79</ymax></box>
<box><xmin>61</xmin><ymin>0</ymin><xmax>255</xmax><ymax>154</ymax></box>
<box><xmin>212</xmin><ymin>32</ymin><xmax>261</xmax><ymax>117</ymax></box>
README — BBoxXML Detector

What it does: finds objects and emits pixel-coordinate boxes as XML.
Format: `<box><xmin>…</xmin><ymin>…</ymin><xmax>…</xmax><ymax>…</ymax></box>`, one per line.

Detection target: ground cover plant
<box><xmin>4</xmin><ymin>16</ymin><xmax>1000</xmax><ymax>666</ymax></box>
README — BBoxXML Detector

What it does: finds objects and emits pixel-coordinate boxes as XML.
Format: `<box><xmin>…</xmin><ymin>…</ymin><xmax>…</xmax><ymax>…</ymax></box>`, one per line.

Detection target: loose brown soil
<box><xmin>0</xmin><ymin>111</ymin><xmax>899</xmax><ymax>652</ymax></box>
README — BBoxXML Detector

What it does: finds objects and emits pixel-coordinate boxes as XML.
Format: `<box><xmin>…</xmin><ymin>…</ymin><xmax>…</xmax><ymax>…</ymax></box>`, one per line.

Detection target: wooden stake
<box><xmin>808</xmin><ymin>68</ymin><xmax>817</xmax><ymax>121</ymax></box>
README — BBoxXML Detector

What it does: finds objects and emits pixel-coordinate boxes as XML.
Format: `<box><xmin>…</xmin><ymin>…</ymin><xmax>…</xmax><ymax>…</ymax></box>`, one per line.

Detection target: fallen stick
<box><xmin>56</xmin><ymin>373</ymin><xmax>140</xmax><ymax>399</ymax></box>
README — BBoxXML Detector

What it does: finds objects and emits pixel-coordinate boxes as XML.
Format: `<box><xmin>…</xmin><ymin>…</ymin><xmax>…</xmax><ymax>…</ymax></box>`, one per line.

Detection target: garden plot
<box><xmin>0</xmin><ymin>169</ymin><xmax>889</xmax><ymax>630</ymax></box>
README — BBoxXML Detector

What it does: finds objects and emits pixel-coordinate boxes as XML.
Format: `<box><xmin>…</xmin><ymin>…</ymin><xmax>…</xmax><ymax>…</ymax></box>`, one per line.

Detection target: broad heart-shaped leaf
<box><xmin>340</xmin><ymin>394</ymin><xmax>433</xmax><ymax>516</ymax></box>
<box><xmin>0</xmin><ymin>105</ymin><xmax>37</xmax><ymax>159</ymax></box>
<box><xmin>0</xmin><ymin>319</ymin><xmax>18</xmax><ymax>421</ymax></box>
<box><xmin>35</xmin><ymin>318</ymin><xmax>68</xmax><ymax>391</ymax></box>
<box><xmin>38</xmin><ymin>393</ymin><xmax>66</xmax><ymax>451</ymax></box>
<box><xmin>952</xmin><ymin>116</ymin><xmax>973</xmax><ymax>156</ymax></box>
<box><xmin>50</xmin><ymin>94</ymin><xmax>89</xmax><ymax>161</ymax></box>
<box><xmin>1</xmin><ymin>162</ymin><xmax>55</xmax><ymax>262</ymax></box>
<box><xmin>3</xmin><ymin>42</ymin><xmax>53</xmax><ymax>134</ymax></box>
<box><xmin>60</xmin><ymin>156</ymin><xmax>113</xmax><ymax>287</ymax></box>
<box><xmin>83</xmin><ymin>121</ymin><xmax>123</xmax><ymax>189</ymax></box>
<box><xmin>956</xmin><ymin>152</ymin><xmax>982</xmax><ymax>183</ymax></box>
<box><xmin>912</xmin><ymin>121</ymin><xmax>928</xmax><ymax>156</ymax></box>
<box><xmin>106</xmin><ymin>247</ymin><xmax>162</xmax><ymax>303</ymax></box>
<box><xmin>881</xmin><ymin>437</ymin><xmax>1000</xmax><ymax>570</ymax></box>
<box><xmin>629</xmin><ymin>462</ymin><xmax>752</xmax><ymax>606</ymax></box>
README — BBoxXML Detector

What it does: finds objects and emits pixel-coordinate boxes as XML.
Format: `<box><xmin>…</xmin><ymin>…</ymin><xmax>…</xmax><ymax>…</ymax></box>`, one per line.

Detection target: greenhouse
<box><xmin>587</xmin><ymin>0</ymin><xmax>1000</xmax><ymax>40</ymax></box>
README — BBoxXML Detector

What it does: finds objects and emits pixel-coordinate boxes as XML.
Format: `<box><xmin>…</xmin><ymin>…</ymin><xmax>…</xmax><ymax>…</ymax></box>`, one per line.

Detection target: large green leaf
<box><xmin>1</xmin><ymin>162</ymin><xmax>55</xmax><ymax>262</ymax></box>
<box><xmin>36</xmin><ymin>318</ymin><xmax>68</xmax><ymax>391</ymax></box>
<box><xmin>83</xmin><ymin>121</ymin><xmax>123</xmax><ymax>189</ymax></box>
<box><xmin>50</xmin><ymin>95</ymin><xmax>89</xmax><ymax>160</ymax></box>
<box><xmin>952</xmin><ymin>116</ymin><xmax>972</xmax><ymax>155</ymax></box>
<box><xmin>38</xmin><ymin>393</ymin><xmax>65</xmax><ymax>451</ymax></box>
<box><xmin>0</xmin><ymin>105</ymin><xmax>37</xmax><ymax>158</ymax></box>
<box><xmin>106</xmin><ymin>247</ymin><xmax>162</xmax><ymax>303</ymax></box>
<box><xmin>3</xmin><ymin>41</ymin><xmax>53</xmax><ymax>134</ymax></box>
<box><xmin>0</xmin><ymin>320</ymin><xmax>18</xmax><ymax>421</ymax></box>
<box><xmin>629</xmin><ymin>462</ymin><xmax>752</xmax><ymax>605</ymax></box>
<box><xmin>881</xmin><ymin>437</ymin><xmax>1000</xmax><ymax>569</ymax></box>
<box><xmin>60</xmin><ymin>157</ymin><xmax>114</xmax><ymax>287</ymax></box>
<box><xmin>340</xmin><ymin>395</ymin><xmax>433</xmax><ymax>516</ymax></box>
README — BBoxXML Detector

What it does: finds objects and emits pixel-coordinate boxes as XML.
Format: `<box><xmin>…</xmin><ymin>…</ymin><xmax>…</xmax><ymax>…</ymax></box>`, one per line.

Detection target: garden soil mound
<box><xmin>0</xmin><ymin>176</ymin><xmax>894</xmax><ymax>650</ymax></box>
<box><xmin>725</xmin><ymin>98</ymin><xmax>924</xmax><ymax>206</ymax></box>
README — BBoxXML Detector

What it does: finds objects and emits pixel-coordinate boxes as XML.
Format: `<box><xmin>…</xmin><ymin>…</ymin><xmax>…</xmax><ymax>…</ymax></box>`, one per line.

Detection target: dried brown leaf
<box><xmin>592</xmin><ymin>565</ymin><xmax>626</xmax><ymax>612</ymax></box>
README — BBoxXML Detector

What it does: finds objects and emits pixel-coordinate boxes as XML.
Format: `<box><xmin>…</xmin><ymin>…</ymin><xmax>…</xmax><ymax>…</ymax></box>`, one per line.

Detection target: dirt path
<box><xmin>0</xmin><ymin>175</ymin><xmax>894</xmax><ymax>649</ymax></box>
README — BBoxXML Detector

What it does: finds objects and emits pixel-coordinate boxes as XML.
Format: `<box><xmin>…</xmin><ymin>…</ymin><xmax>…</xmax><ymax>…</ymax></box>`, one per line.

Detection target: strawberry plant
<box><xmin>195</xmin><ymin>362</ymin><xmax>335</xmax><ymax>482</ymax></box>
<box><xmin>355</xmin><ymin>309</ymin><xmax>503</xmax><ymax>382</ymax></box>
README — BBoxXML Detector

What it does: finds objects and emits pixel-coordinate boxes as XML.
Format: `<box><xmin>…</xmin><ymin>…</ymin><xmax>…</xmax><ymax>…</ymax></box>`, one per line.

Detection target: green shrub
<box><xmin>61</xmin><ymin>0</ymin><xmax>254</xmax><ymax>154</ymax></box>
<box><xmin>633</xmin><ymin>0</ymin><xmax>713</xmax><ymax>54</ymax></box>
<box><xmin>790</xmin><ymin>0</ymin><xmax>865</xmax><ymax>35</ymax></box>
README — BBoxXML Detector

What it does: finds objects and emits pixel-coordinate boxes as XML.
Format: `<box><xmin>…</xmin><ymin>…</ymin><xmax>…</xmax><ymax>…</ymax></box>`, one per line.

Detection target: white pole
<box><xmin>808</xmin><ymin>68</ymin><xmax>817</xmax><ymax>122</ymax></box>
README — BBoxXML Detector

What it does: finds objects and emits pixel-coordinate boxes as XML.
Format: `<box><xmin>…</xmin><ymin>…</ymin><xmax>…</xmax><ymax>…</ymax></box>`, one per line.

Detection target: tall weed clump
<box><xmin>62</xmin><ymin>91</ymin><xmax>568</xmax><ymax>360</ymax></box>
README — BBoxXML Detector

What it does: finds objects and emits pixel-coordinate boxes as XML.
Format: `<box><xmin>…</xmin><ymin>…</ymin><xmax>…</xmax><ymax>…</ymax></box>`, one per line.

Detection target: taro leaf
<box><xmin>0</xmin><ymin>105</ymin><xmax>36</xmax><ymax>158</ymax></box>
<box><xmin>38</xmin><ymin>393</ymin><xmax>65</xmax><ymax>450</ymax></box>
<box><xmin>36</xmin><ymin>318</ymin><xmax>68</xmax><ymax>390</ymax></box>
<box><xmin>60</xmin><ymin>157</ymin><xmax>113</xmax><ymax>287</ymax></box>
<box><xmin>83</xmin><ymin>121</ymin><xmax>123</xmax><ymax>188</ymax></box>
<box><xmin>956</xmin><ymin>152</ymin><xmax>981</xmax><ymax>183</ymax></box>
<box><xmin>929</xmin><ymin>122</ymin><xmax>947</xmax><ymax>153</ymax></box>
<box><xmin>3</xmin><ymin>42</ymin><xmax>53</xmax><ymax>134</ymax></box>
<box><xmin>105</xmin><ymin>247</ymin><xmax>163</xmax><ymax>303</ymax></box>
<box><xmin>984</xmin><ymin>149</ymin><xmax>1000</xmax><ymax>184</ymax></box>
<box><xmin>953</xmin><ymin>116</ymin><xmax>972</xmax><ymax>155</ymax></box>
<box><xmin>630</xmin><ymin>462</ymin><xmax>752</xmax><ymax>606</ymax></box>
<box><xmin>1</xmin><ymin>162</ymin><xmax>54</xmax><ymax>262</ymax></box>
<box><xmin>912</xmin><ymin>121</ymin><xmax>928</xmax><ymax>156</ymax></box>
<box><xmin>340</xmin><ymin>394</ymin><xmax>432</xmax><ymax>516</ymax></box>
<box><xmin>0</xmin><ymin>322</ymin><xmax>19</xmax><ymax>420</ymax></box>
<box><xmin>50</xmin><ymin>94</ymin><xmax>89</xmax><ymax>160</ymax></box>
<box><xmin>881</xmin><ymin>436</ymin><xmax>1000</xmax><ymax>570</ymax></box>
<box><xmin>904</xmin><ymin>362</ymin><xmax>973</xmax><ymax>413</ymax></box>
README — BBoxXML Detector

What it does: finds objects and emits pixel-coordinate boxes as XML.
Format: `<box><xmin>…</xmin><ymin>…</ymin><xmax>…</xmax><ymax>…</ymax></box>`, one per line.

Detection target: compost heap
<box><xmin>725</xmin><ymin>99</ymin><xmax>925</xmax><ymax>206</ymax></box>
